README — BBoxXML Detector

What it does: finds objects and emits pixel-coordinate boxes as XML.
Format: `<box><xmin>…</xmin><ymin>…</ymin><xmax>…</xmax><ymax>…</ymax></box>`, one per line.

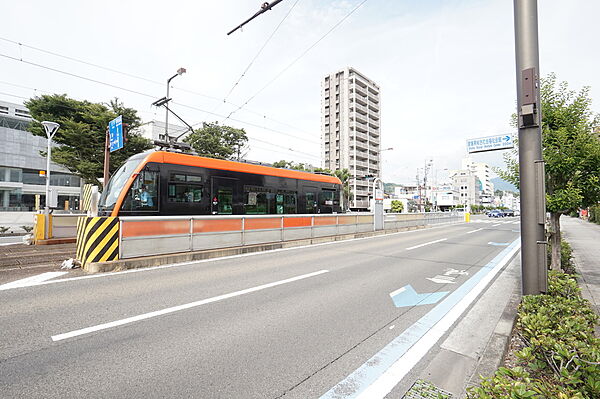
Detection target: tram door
<box><xmin>211</xmin><ymin>177</ymin><xmax>238</xmax><ymax>215</ymax></box>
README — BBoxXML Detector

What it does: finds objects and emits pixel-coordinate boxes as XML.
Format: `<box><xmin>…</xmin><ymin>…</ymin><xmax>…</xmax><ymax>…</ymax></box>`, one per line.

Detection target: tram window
<box><xmin>274</xmin><ymin>191</ymin><xmax>296</xmax><ymax>214</ymax></box>
<box><xmin>319</xmin><ymin>190</ymin><xmax>340</xmax><ymax>206</ymax></box>
<box><xmin>306</xmin><ymin>192</ymin><xmax>317</xmax><ymax>214</ymax></box>
<box><xmin>123</xmin><ymin>170</ymin><xmax>158</xmax><ymax>211</ymax></box>
<box><xmin>168</xmin><ymin>183</ymin><xmax>203</xmax><ymax>203</ymax></box>
<box><xmin>275</xmin><ymin>193</ymin><xmax>284</xmax><ymax>214</ymax></box>
<box><xmin>284</xmin><ymin>193</ymin><xmax>297</xmax><ymax>214</ymax></box>
<box><xmin>217</xmin><ymin>187</ymin><xmax>233</xmax><ymax>214</ymax></box>
<box><xmin>245</xmin><ymin>191</ymin><xmax>268</xmax><ymax>214</ymax></box>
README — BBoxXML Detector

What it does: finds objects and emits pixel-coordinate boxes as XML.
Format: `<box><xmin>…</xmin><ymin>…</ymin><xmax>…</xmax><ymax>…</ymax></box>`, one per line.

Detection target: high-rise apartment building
<box><xmin>321</xmin><ymin>67</ymin><xmax>381</xmax><ymax>209</ymax></box>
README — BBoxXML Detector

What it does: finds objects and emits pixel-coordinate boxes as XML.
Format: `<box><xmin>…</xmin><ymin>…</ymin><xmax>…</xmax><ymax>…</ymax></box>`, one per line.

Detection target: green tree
<box><xmin>26</xmin><ymin>94</ymin><xmax>152</xmax><ymax>186</ymax></box>
<box><xmin>391</xmin><ymin>200</ymin><xmax>404</xmax><ymax>213</ymax></box>
<box><xmin>184</xmin><ymin>122</ymin><xmax>248</xmax><ymax>160</ymax></box>
<box><xmin>333</xmin><ymin>169</ymin><xmax>351</xmax><ymax>211</ymax></box>
<box><xmin>272</xmin><ymin>160</ymin><xmax>310</xmax><ymax>171</ymax></box>
<box><xmin>499</xmin><ymin>74</ymin><xmax>600</xmax><ymax>270</ymax></box>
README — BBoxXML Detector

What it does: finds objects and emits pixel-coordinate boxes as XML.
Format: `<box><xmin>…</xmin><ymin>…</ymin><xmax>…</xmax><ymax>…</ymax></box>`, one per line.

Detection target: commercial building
<box><xmin>462</xmin><ymin>157</ymin><xmax>494</xmax><ymax>195</ymax></box>
<box><xmin>321</xmin><ymin>67</ymin><xmax>381</xmax><ymax>210</ymax></box>
<box><xmin>451</xmin><ymin>169</ymin><xmax>481</xmax><ymax>208</ymax></box>
<box><xmin>0</xmin><ymin>100</ymin><xmax>81</xmax><ymax>211</ymax></box>
<box><xmin>434</xmin><ymin>185</ymin><xmax>460</xmax><ymax>211</ymax></box>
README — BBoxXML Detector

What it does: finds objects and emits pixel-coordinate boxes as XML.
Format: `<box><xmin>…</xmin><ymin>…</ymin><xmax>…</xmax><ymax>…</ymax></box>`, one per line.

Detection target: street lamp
<box><xmin>165</xmin><ymin>67</ymin><xmax>186</xmax><ymax>138</ymax></box>
<box><xmin>41</xmin><ymin>121</ymin><xmax>59</xmax><ymax>210</ymax></box>
<box><xmin>40</xmin><ymin>121</ymin><xmax>59</xmax><ymax>239</ymax></box>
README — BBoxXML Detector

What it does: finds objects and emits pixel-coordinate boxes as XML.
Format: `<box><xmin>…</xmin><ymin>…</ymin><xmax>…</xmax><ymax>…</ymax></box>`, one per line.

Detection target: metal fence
<box><xmin>384</xmin><ymin>211</ymin><xmax>462</xmax><ymax>230</ymax></box>
<box><xmin>119</xmin><ymin>214</ymin><xmax>375</xmax><ymax>259</ymax></box>
<box><xmin>85</xmin><ymin>211</ymin><xmax>463</xmax><ymax>260</ymax></box>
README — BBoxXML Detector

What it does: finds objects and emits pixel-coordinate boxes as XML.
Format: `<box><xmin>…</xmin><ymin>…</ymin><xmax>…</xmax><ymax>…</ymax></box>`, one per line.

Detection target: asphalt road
<box><xmin>0</xmin><ymin>216</ymin><xmax>521</xmax><ymax>398</ymax></box>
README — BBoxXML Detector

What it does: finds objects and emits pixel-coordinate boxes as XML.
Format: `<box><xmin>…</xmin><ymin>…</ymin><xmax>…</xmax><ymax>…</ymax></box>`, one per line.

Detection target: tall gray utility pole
<box><xmin>514</xmin><ymin>0</ymin><xmax>547</xmax><ymax>295</ymax></box>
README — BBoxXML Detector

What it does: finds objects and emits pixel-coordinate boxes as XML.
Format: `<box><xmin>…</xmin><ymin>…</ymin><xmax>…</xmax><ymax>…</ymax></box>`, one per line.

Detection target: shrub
<box><xmin>0</xmin><ymin>226</ymin><xmax>9</xmax><ymax>234</ymax></box>
<box><xmin>590</xmin><ymin>204</ymin><xmax>600</xmax><ymax>224</ymax></box>
<box><xmin>390</xmin><ymin>200</ymin><xmax>403</xmax><ymax>213</ymax></box>
<box><xmin>467</xmin><ymin>272</ymin><xmax>600</xmax><ymax>399</ymax></box>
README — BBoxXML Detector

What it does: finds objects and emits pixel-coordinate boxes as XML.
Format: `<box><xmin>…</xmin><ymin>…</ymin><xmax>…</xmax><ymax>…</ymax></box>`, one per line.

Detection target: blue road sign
<box><xmin>466</xmin><ymin>134</ymin><xmax>514</xmax><ymax>153</ymax></box>
<box><xmin>389</xmin><ymin>284</ymin><xmax>448</xmax><ymax>308</ymax></box>
<box><xmin>109</xmin><ymin>115</ymin><xmax>123</xmax><ymax>152</ymax></box>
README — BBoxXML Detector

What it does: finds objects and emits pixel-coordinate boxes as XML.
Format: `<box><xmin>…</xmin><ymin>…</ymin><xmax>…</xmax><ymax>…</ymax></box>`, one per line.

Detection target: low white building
<box><xmin>434</xmin><ymin>185</ymin><xmax>459</xmax><ymax>211</ymax></box>
<box><xmin>138</xmin><ymin>120</ymin><xmax>189</xmax><ymax>143</ymax></box>
<box><xmin>501</xmin><ymin>191</ymin><xmax>520</xmax><ymax>210</ymax></box>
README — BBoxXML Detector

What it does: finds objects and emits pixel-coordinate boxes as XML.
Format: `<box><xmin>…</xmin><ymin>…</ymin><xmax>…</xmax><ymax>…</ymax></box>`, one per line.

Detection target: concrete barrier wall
<box><xmin>52</xmin><ymin>214</ymin><xmax>85</xmax><ymax>238</ymax></box>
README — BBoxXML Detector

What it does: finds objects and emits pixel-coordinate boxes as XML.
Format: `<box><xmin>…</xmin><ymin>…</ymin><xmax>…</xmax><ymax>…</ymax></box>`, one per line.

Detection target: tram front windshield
<box><xmin>99</xmin><ymin>158</ymin><xmax>143</xmax><ymax>211</ymax></box>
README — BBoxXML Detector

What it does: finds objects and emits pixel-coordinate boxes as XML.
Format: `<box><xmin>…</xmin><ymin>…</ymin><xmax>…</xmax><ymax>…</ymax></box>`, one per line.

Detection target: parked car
<box><xmin>488</xmin><ymin>210</ymin><xmax>504</xmax><ymax>218</ymax></box>
<box><xmin>504</xmin><ymin>209</ymin><xmax>515</xmax><ymax>217</ymax></box>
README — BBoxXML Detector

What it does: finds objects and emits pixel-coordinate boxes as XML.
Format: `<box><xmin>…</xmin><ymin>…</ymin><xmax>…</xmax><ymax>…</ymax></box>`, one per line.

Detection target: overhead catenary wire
<box><xmin>222</xmin><ymin>0</ymin><xmax>370</xmax><ymax>123</ymax></box>
<box><xmin>221</xmin><ymin>0</ymin><xmax>301</xmax><ymax>104</ymax></box>
<box><xmin>0</xmin><ymin>35</ymin><xmax>316</xmax><ymax>138</ymax></box>
<box><xmin>0</xmin><ymin>51</ymin><xmax>320</xmax><ymax>148</ymax></box>
<box><xmin>0</xmin><ymin>56</ymin><xmax>321</xmax><ymax>159</ymax></box>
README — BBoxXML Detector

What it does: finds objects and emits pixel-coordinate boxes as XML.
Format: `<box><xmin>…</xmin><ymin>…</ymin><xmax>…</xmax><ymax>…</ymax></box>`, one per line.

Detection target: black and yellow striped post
<box><xmin>76</xmin><ymin>216</ymin><xmax>119</xmax><ymax>268</ymax></box>
<box><xmin>81</xmin><ymin>184</ymin><xmax>94</xmax><ymax>211</ymax></box>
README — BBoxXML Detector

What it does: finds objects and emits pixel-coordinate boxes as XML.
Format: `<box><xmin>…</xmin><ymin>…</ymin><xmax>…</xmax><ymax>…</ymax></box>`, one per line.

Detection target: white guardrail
<box><xmin>117</xmin><ymin>212</ymin><xmax>462</xmax><ymax>259</ymax></box>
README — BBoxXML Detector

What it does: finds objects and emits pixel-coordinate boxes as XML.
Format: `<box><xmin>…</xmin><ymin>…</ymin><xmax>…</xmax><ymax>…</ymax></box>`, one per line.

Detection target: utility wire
<box><xmin>223</xmin><ymin>0</ymin><xmax>370</xmax><ymax>122</ymax></box>
<box><xmin>174</xmin><ymin>101</ymin><xmax>319</xmax><ymax>144</ymax></box>
<box><xmin>0</xmin><ymin>91</ymin><xmax>28</xmax><ymax>100</ymax></box>
<box><xmin>0</xmin><ymin>51</ymin><xmax>318</xmax><ymax>145</ymax></box>
<box><xmin>222</xmin><ymin>0</ymin><xmax>301</xmax><ymax>104</ymax></box>
<box><xmin>0</xmin><ymin>35</ymin><xmax>315</xmax><ymax>137</ymax></box>
<box><xmin>0</xmin><ymin>54</ymin><xmax>320</xmax><ymax>157</ymax></box>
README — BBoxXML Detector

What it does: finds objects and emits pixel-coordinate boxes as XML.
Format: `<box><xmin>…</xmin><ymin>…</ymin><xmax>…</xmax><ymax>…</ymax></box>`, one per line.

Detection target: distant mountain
<box><xmin>491</xmin><ymin>177</ymin><xmax>517</xmax><ymax>192</ymax></box>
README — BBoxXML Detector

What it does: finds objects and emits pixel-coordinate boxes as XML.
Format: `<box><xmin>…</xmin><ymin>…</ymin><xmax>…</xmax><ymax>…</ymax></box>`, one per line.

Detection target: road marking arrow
<box><xmin>427</xmin><ymin>276</ymin><xmax>456</xmax><ymax>284</ymax></box>
<box><xmin>389</xmin><ymin>285</ymin><xmax>448</xmax><ymax>308</ymax></box>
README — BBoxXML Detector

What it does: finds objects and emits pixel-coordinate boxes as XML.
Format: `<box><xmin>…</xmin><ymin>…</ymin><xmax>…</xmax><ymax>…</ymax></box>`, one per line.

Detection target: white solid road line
<box><xmin>0</xmin><ymin>272</ymin><xmax>68</xmax><ymax>291</ymax></box>
<box><xmin>492</xmin><ymin>223</ymin><xmax>501</xmax><ymax>227</ymax></box>
<box><xmin>405</xmin><ymin>238</ymin><xmax>447</xmax><ymax>251</ymax></box>
<box><xmin>51</xmin><ymin>269</ymin><xmax>329</xmax><ymax>342</ymax></box>
<box><xmin>0</xmin><ymin>222</ymin><xmax>465</xmax><ymax>292</ymax></box>
<box><xmin>348</xmin><ymin>240</ymin><xmax>522</xmax><ymax>399</ymax></box>
<box><xmin>466</xmin><ymin>228</ymin><xmax>484</xmax><ymax>234</ymax></box>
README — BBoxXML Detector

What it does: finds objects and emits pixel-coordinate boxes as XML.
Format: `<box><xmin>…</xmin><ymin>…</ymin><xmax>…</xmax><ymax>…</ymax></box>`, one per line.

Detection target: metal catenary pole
<box><xmin>103</xmin><ymin>127</ymin><xmax>110</xmax><ymax>188</ymax></box>
<box><xmin>514</xmin><ymin>0</ymin><xmax>547</xmax><ymax>295</ymax></box>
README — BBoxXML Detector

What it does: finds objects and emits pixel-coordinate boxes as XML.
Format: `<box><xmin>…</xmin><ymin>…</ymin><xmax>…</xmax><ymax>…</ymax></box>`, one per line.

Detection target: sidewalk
<box><xmin>561</xmin><ymin>216</ymin><xmax>600</xmax><ymax>337</ymax></box>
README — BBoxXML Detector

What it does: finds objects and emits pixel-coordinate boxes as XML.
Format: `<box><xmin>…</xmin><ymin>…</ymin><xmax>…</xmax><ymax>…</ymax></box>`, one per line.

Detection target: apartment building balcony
<box><xmin>352</xmin><ymin>112</ymin><xmax>367</xmax><ymax>124</ymax></box>
<box><xmin>368</xmin><ymin>101</ymin><xmax>379</xmax><ymax>111</ymax></box>
<box><xmin>350</xmin><ymin>141</ymin><xmax>368</xmax><ymax>151</ymax></box>
<box><xmin>369</xmin><ymin>111</ymin><xmax>379</xmax><ymax>121</ymax></box>
<box><xmin>350</xmin><ymin>102</ymin><xmax>368</xmax><ymax>115</ymax></box>
<box><xmin>368</xmin><ymin>86</ymin><xmax>379</xmax><ymax>95</ymax></box>
<box><xmin>368</xmin><ymin>119</ymin><xmax>379</xmax><ymax>129</ymax></box>
<box><xmin>353</xmin><ymin>189</ymin><xmax>370</xmax><ymax>198</ymax></box>
<box><xmin>368</xmin><ymin>94</ymin><xmax>379</xmax><ymax>104</ymax></box>
<box><xmin>353</xmin><ymin>78</ymin><xmax>368</xmax><ymax>89</ymax></box>
<box><xmin>350</xmin><ymin>160</ymin><xmax>369</xmax><ymax>169</ymax></box>
<box><xmin>353</xmin><ymin>85</ymin><xmax>368</xmax><ymax>97</ymax></box>
<box><xmin>355</xmin><ymin>123</ymin><xmax>367</xmax><ymax>134</ymax></box>
<box><xmin>369</xmin><ymin>129</ymin><xmax>380</xmax><ymax>138</ymax></box>
<box><xmin>350</xmin><ymin>130</ymin><xmax>368</xmax><ymax>141</ymax></box>
<box><xmin>354</xmin><ymin>95</ymin><xmax>367</xmax><ymax>106</ymax></box>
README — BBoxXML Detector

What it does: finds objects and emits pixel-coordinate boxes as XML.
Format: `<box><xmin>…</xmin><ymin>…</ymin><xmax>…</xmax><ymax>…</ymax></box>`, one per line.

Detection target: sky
<box><xmin>1</xmin><ymin>0</ymin><xmax>598</xmax><ymax>185</ymax></box>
